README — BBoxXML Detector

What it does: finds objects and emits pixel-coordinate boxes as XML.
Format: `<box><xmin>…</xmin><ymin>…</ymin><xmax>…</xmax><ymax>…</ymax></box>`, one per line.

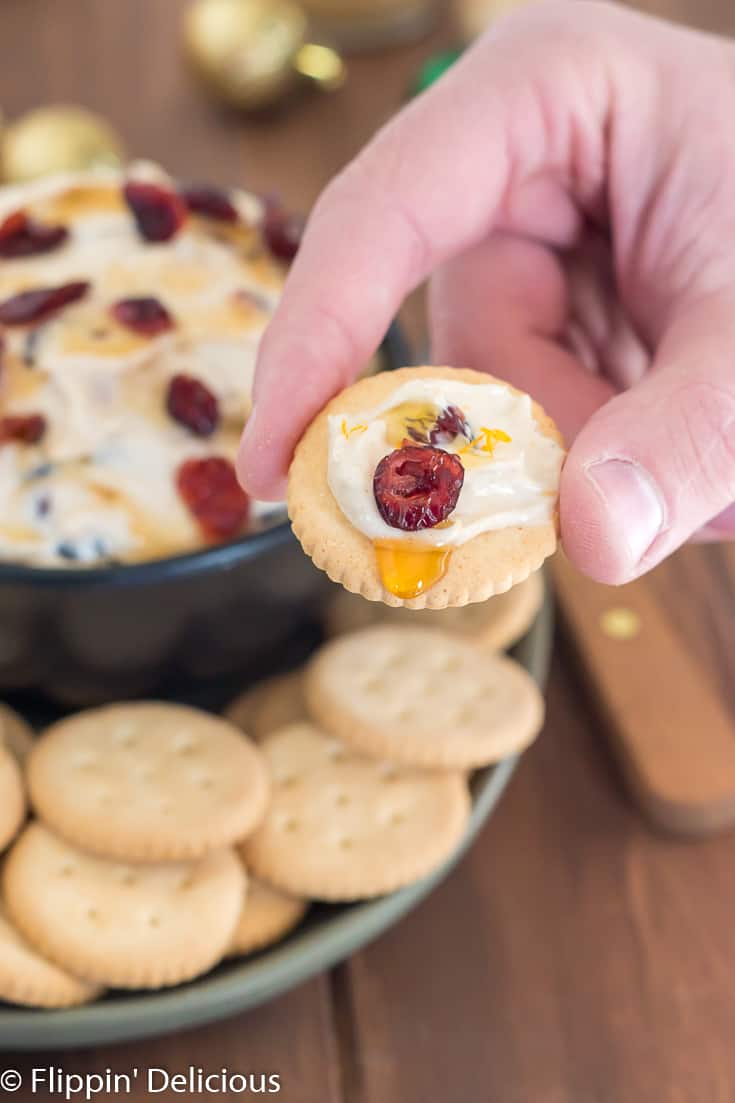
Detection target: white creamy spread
<box><xmin>328</xmin><ymin>378</ymin><xmax>564</xmax><ymax>547</ymax></box>
<box><xmin>0</xmin><ymin>163</ymin><xmax>287</xmax><ymax>566</ymax></box>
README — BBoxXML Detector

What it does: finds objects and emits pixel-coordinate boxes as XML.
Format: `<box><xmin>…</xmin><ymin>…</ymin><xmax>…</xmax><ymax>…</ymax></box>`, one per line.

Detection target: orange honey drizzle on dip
<box><xmin>35</xmin><ymin>184</ymin><xmax>125</xmax><ymax>223</ymax></box>
<box><xmin>374</xmin><ymin>542</ymin><xmax>451</xmax><ymax>600</ymax></box>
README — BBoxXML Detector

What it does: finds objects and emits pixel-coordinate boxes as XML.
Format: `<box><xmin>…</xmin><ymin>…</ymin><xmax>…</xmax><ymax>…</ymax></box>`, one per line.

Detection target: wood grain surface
<box><xmin>1</xmin><ymin>2</ymin><xmax>735</xmax><ymax>1101</ymax></box>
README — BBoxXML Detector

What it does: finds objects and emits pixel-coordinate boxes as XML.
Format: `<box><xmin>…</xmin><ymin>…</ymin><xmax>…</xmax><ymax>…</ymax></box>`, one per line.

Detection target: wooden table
<box><xmin>2</xmin><ymin>1</ymin><xmax>735</xmax><ymax>1099</ymax></box>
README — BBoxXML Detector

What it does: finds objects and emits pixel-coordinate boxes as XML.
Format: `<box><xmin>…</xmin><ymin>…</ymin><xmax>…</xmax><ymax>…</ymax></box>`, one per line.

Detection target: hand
<box><xmin>238</xmin><ymin>0</ymin><xmax>735</xmax><ymax>584</ymax></box>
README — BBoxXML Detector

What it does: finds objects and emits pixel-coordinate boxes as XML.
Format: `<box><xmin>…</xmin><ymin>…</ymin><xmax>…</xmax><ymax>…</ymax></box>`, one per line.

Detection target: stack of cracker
<box><xmin>0</xmin><ymin>703</ymin><xmax>302</xmax><ymax>1009</ymax></box>
<box><xmin>0</xmin><ymin>571</ymin><xmax>545</xmax><ymax>1010</ymax></box>
<box><xmin>228</xmin><ymin>571</ymin><xmax>545</xmax><ymax>897</ymax></box>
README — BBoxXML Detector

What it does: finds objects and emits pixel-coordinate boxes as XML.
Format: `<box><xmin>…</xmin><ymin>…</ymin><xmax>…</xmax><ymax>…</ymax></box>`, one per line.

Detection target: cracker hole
<box><xmin>179</xmin><ymin>877</ymin><xmax>195</xmax><ymax>892</ymax></box>
<box><xmin>280</xmin><ymin>776</ymin><xmax>298</xmax><ymax>790</ymax></box>
<box><xmin>197</xmin><ymin>776</ymin><xmax>213</xmax><ymax>791</ymax></box>
<box><xmin>328</xmin><ymin>746</ymin><xmax>347</xmax><ymax>765</ymax></box>
<box><xmin>148</xmin><ymin>915</ymin><xmax>161</xmax><ymax>929</ymax></box>
<box><xmin>120</xmin><ymin>872</ymin><xmax>138</xmax><ymax>887</ymax></box>
<box><xmin>86</xmin><ymin>908</ymin><xmax>99</xmax><ymax>922</ymax></box>
<box><xmin>335</xmin><ymin>793</ymin><xmax>351</xmax><ymax>808</ymax></box>
<box><xmin>381</xmin><ymin>768</ymin><xmax>399</xmax><ymax>783</ymax></box>
<box><xmin>159</xmin><ymin>802</ymin><xmax>173</xmax><ymax>816</ymax></box>
<box><xmin>283</xmin><ymin>817</ymin><xmax>300</xmax><ymax>833</ymax></box>
<box><xmin>337</xmin><ymin>836</ymin><xmax>354</xmax><ymax>851</ymax></box>
<box><xmin>58</xmin><ymin>865</ymin><xmax>75</xmax><ymax>878</ymax></box>
<box><xmin>390</xmin><ymin>811</ymin><xmax>406</xmax><ymax>826</ymax></box>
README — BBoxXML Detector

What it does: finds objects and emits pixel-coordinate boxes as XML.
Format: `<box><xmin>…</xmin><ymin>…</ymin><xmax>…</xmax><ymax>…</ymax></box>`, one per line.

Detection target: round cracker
<box><xmin>288</xmin><ymin>366</ymin><xmax>563</xmax><ymax>609</ymax></box>
<box><xmin>306</xmin><ymin>625</ymin><xmax>545</xmax><ymax>769</ymax></box>
<box><xmin>228</xmin><ymin>864</ymin><xmax>308</xmax><ymax>957</ymax></box>
<box><xmin>0</xmin><ymin>747</ymin><xmax>26</xmax><ymax>854</ymax></box>
<box><xmin>0</xmin><ymin>703</ymin><xmax>35</xmax><ymax>763</ymax></box>
<box><xmin>0</xmin><ymin>905</ymin><xmax>101</xmax><ymax>1009</ymax></box>
<box><xmin>326</xmin><ymin>570</ymin><xmax>544</xmax><ymax>652</ymax></box>
<box><xmin>3</xmin><ymin>823</ymin><xmax>244</xmax><ymax>990</ymax></box>
<box><xmin>225</xmin><ymin>670</ymin><xmax>308</xmax><ymax>742</ymax></box>
<box><xmin>242</xmin><ymin>723</ymin><xmax>471</xmax><ymax>901</ymax></box>
<box><xmin>27</xmin><ymin>702</ymin><xmax>270</xmax><ymax>862</ymax></box>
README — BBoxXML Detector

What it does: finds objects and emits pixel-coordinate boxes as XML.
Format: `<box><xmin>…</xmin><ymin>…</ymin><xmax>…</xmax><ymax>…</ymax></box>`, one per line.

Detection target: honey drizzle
<box><xmin>374</xmin><ymin>541</ymin><xmax>451</xmax><ymax>600</ymax></box>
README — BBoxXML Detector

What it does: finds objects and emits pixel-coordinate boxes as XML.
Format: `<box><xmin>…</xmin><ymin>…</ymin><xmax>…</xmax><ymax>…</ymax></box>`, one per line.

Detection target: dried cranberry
<box><xmin>0</xmin><ymin>210</ymin><xmax>68</xmax><ymax>259</ymax></box>
<box><xmin>166</xmin><ymin>374</ymin><xmax>219</xmax><ymax>437</ymax></box>
<box><xmin>176</xmin><ymin>457</ymin><xmax>249</xmax><ymax>542</ymax></box>
<box><xmin>180</xmin><ymin>185</ymin><xmax>238</xmax><ymax>223</ymax></box>
<box><xmin>111</xmin><ymin>296</ymin><xmax>174</xmax><ymax>337</ymax></box>
<box><xmin>0</xmin><ymin>414</ymin><xmax>46</xmax><ymax>445</ymax></box>
<box><xmin>0</xmin><ymin>281</ymin><xmax>89</xmax><ymax>326</ymax></box>
<box><xmin>373</xmin><ymin>444</ymin><xmax>465</xmax><ymax>531</ymax></box>
<box><xmin>263</xmin><ymin>202</ymin><xmax>304</xmax><ymax>262</ymax></box>
<box><xmin>123</xmin><ymin>181</ymin><xmax>187</xmax><ymax>243</ymax></box>
<box><xmin>430</xmin><ymin>405</ymin><xmax>471</xmax><ymax>446</ymax></box>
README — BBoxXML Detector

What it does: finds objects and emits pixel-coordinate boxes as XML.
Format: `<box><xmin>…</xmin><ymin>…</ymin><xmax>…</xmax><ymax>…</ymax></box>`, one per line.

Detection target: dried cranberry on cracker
<box><xmin>373</xmin><ymin>444</ymin><xmax>464</xmax><ymax>532</ymax></box>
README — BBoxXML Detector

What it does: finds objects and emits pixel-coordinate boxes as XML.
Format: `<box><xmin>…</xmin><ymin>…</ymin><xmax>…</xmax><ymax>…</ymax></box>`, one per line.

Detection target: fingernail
<box><xmin>585</xmin><ymin>459</ymin><xmax>665</xmax><ymax>567</ymax></box>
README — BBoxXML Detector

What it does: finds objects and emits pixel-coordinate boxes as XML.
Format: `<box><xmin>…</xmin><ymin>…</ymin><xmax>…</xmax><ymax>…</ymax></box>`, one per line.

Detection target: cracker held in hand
<box><xmin>326</xmin><ymin>570</ymin><xmax>544</xmax><ymax>653</ymax></box>
<box><xmin>0</xmin><ymin>906</ymin><xmax>102</xmax><ymax>1009</ymax></box>
<box><xmin>242</xmin><ymin>723</ymin><xmax>471</xmax><ymax>901</ymax></box>
<box><xmin>27</xmin><ymin>702</ymin><xmax>270</xmax><ymax>862</ymax></box>
<box><xmin>288</xmin><ymin>366</ymin><xmax>564</xmax><ymax>609</ymax></box>
<box><xmin>3</xmin><ymin>823</ymin><xmax>245</xmax><ymax>990</ymax></box>
<box><xmin>306</xmin><ymin>625</ymin><xmax>545</xmax><ymax>770</ymax></box>
<box><xmin>229</xmin><ymin>864</ymin><xmax>308</xmax><ymax>957</ymax></box>
<box><xmin>0</xmin><ymin>746</ymin><xmax>25</xmax><ymax>854</ymax></box>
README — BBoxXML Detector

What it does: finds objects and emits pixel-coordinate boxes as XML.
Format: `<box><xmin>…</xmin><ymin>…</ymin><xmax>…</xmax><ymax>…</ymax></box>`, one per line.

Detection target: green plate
<box><xmin>0</xmin><ymin>588</ymin><xmax>553</xmax><ymax>1051</ymax></box>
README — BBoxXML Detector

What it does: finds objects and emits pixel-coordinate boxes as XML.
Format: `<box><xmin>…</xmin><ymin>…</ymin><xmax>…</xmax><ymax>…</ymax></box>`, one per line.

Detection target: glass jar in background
<box><xmin>300</xmin><ymin>0</ymin><xmax>438</xmax><ymax>50</ymax></box>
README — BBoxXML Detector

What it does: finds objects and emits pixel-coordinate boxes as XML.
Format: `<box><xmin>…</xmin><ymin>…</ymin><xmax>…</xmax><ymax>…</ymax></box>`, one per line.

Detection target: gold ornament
<box><xmin>457</xmin><ymin>0</ymin><xmax>532</xmax><ymax>42</ymax></box>
<box><xmin>184</xmin><ymin>0</ymin><xmax>345</xmax><ymax>110</ymax></box>
<box><xmin>2</xmin><ymin>105</ymin><xmax>124</xmax><ymax>184</ymax></box>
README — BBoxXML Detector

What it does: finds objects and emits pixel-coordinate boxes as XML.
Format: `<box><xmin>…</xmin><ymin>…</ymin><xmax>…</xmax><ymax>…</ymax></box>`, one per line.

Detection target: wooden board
<box><xmin>553</xmin><ymin>553</ymin><xmax>735</xmax><ymax>835</ymax></box>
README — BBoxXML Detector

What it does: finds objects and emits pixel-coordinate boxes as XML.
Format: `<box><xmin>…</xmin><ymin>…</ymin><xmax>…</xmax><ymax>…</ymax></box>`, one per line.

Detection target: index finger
<box><xmin>237</xmin><ymin>2</ymin><xmax>617</xmax><ymax>500</ymax></box>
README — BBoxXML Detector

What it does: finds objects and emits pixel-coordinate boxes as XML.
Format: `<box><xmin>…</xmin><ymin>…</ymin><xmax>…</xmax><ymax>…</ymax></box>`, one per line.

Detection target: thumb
<box><xmin>562</xmin><ymin>295</ymin><xmax>735</xmax><ymax>583</ymax></box>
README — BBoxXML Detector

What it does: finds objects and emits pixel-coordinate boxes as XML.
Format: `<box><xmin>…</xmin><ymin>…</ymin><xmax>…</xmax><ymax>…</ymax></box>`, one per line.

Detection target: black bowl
<box><xmin>0</xmin><ymin>327</ymin><xmax>410</xmax><ymax>706</ymax></box>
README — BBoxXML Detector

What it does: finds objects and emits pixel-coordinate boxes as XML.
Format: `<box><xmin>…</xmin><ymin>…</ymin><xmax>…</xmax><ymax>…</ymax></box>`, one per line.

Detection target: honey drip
<box><xmin>374</xmin><ymin>541</ymin><xmax>451</xmax><ymax>600</ymax></box>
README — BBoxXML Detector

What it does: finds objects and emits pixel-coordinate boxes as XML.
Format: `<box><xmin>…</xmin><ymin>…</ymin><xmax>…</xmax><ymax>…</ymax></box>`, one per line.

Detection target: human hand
<box><xmin>238</xmin><ymin>0</ymin><xmax>735</xmax><ymax>584</ymax></box>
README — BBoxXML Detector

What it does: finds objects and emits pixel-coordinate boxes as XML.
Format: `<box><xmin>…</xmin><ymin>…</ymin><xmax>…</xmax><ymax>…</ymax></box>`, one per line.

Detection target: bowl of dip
<box><xmin>0</xmin><ymin>163</ymin><xmax>402</xmax><ymax>702</ymax></box>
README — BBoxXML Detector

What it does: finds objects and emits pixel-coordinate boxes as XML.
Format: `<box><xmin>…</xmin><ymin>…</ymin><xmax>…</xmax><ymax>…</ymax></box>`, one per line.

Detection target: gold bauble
<box><xmin>2</xmin><ymin>105</ymin><xmax>124</xmax><ymax>184</ymax></box>
<box><xmin>186</xmin><ymin>0</ymin><xmax>305</xmax><ymax>108</ymax></box>
<box><xmin>457</xmin><ymin>0</ymin><xmax>532</xmax><ymax>41</ymax></box>
<box><xmin>184</xmin><ymin>0</ymin><xmax>344</xmax><ymax>109</ymax></box>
